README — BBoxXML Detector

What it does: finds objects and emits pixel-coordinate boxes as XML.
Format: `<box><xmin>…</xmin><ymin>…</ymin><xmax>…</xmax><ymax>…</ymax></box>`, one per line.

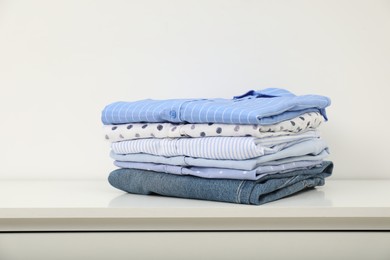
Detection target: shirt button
<box><xmin>169</xmin><ymin>110</ymin><xmax>177</xmax><ymax>118</ymax></box>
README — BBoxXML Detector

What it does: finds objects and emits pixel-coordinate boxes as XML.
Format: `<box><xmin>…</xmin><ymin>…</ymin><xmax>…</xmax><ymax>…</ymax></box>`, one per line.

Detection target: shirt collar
<box><xmin>233</xmin><ymin>88</ymin><xmax>295</xmax><ymax>100</ymax></box>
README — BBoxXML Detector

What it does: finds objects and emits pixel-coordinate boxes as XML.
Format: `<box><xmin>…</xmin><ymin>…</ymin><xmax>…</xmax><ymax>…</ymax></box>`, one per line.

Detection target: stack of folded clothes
<box><xmin>102</xmin><ymin>88</ymin><xmax>334</xmax><ymax>205</ymax></box>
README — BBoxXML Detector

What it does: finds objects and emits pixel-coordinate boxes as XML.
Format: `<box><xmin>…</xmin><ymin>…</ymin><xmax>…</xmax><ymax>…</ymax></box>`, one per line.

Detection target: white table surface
<box><xmin>1</xmin><ymin>179</ymin><xmax>389</xmax><ymax>231</ymax></box>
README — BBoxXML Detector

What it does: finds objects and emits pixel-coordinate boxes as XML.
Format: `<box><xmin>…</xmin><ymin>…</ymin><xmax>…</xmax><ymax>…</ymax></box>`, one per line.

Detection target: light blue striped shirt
<box><xmin>111</xmin><ymin>131</ymin><xmax>319</xmax><ymax>160</ymax></box>
<box><xmin>101</xmin><ymin>88</ymin><xmax>330</xmax><ymax>125</ymax></box>
<box><xmin>110</xmin><ymin>138</ymin><xmax>329</xmax><ymax>170</ymax></box>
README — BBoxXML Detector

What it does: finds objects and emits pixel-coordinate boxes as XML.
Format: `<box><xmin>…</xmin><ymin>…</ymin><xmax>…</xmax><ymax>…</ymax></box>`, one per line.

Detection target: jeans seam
<box><xmin>279</xmin><ymin>175</ymin><xmax>300</xmax><ymax>189</ymax></box>
<box><xmin>236</xmin><ymin>180</ymin><xmax>246</xmax><ymax>204</ymax></box>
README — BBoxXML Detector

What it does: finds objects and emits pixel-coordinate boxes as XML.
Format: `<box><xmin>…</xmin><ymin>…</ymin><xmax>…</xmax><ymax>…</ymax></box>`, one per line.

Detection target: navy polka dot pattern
<box><xmin>103</xmin><ymin>112</ymin><xmax>324</xmax><ymax>142</ymax></box>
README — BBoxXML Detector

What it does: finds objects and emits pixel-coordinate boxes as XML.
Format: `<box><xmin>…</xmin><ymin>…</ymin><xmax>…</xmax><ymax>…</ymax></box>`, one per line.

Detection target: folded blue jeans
<box><xmin>108</xmin><ymin>161</ymin><xmax>333</xmax><ymax>205</ymax></box>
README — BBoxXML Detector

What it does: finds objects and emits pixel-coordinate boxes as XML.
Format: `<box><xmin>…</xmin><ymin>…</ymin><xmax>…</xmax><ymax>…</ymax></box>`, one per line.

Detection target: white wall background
<box><xmin>0</xmin><ymin>0</ymin><xmax>389</xmax><ymax>179</ymax></box>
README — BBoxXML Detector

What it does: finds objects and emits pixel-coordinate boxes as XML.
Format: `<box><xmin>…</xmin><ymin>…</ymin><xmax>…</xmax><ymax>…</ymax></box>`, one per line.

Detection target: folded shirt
<box><xmin>110</xmin><ymin>138</ymin><xmax>329</xmax><ymax>170</ymax></box>
<box><xmin>108</xmin><ymin>161</ymin><xmax>333</xmax><ymax>205</ymax></box>
<box><xmin>101</xmin><ymin>88</ymin><xmax>330</xmax><ymax>125</ymax></box>
<box><xmin>111</xmin><ymin>130</ymin><xmax>320</xmax><ymax>160</ymax></box>
<box><xmin>113</xmin><ymin>160</ymin><xmax>323</xmax><ymax>180</ymax></box>
<box><xmin>104</xmin><ymin>112</ymin><xmax>323</xmax><ymax>142</ymax></box>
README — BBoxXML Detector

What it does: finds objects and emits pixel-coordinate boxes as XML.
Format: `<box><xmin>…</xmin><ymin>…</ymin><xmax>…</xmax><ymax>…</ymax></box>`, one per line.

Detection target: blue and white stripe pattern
<box><xmin>111</xmin><ymin>137</ymin><xmax>266</xmax><ymax>160</ymax></box>
<box><xmin>109</xmin><ymin>138</ymin><xmax>329</xmax><ymax>170</ymax></box>
<box><xmin>111</xmin><ymin>131</ymin><xmax>319</xmax><ymax>160</ymax></box>
<box><xmin>101</xmin><ymin>88</ymin><xmax>331</xmax><ymax>125</ymax></box>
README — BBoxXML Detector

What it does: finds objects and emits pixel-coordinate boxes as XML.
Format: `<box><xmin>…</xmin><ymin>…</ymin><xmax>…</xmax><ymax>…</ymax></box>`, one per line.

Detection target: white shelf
<box><xmin>1</xmin><ymin>179</ymin><xmax>390</xmax><ymax>231</ymax></box>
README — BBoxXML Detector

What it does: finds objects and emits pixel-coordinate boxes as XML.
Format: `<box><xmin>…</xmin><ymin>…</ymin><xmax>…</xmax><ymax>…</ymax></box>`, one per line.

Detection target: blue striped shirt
<box><xmin>110</xmin><ymin>138</ymin><xmax>329</xmax><ymax>170</ymax></box>
<box><xmin>101</xmin><ymin>88</ymin><xmax>331</xmax><ymax>125</ymax></box>
<box><xmin>110</xmin><ymin>131</ymin><xmax>319</xmax><ymax>160</ymax></box>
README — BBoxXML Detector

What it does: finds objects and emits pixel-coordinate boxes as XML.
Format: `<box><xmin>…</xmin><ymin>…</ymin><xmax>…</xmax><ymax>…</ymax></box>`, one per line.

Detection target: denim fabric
<box><xmin>101</xmin><ymin>88</ymin><xmax>330</xmax><ymax>125</ymax></box>
<box><xmin>108</xmin><ymin>161</ymin><xmax>333</xmax><ymax>205</ymax></box>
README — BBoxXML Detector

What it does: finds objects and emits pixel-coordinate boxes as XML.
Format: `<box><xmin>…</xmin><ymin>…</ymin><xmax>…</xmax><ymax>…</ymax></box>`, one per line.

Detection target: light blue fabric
<box><xmin>111</xmin><ymin>130</ymin><xmax>319</xmax><ymax>160</ymax></box>
<box><xmin>101</xmin><ymin>88</ymin><xmax>330</xmax><ymax>125</ymax></box>
<box><xmin>108</xmin><ymin>161</ymin><xmax>334</xmax><ymax>205</ymax></box>
<box><xmin>110</xmin><ymin>138</ymin><xmax>329</xmax><ymax>170</ymax></box>
<box><xmin>114</xmin><ymin>160</ymin><xmax>323</xmax><ymax>180</ymax></box>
